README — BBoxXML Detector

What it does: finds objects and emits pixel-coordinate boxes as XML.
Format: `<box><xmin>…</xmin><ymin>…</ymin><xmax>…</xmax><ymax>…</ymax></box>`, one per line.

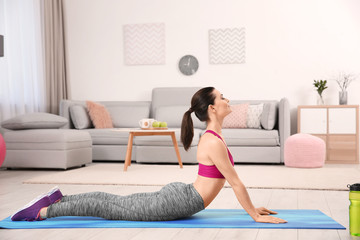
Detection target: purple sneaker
<box><xmin>46</xmin><ymin>186</ymin><xmax>63</xmax><ymax>204</ymax></box>
<box><xmin>11</xmin><ymin>195</ymin><xmax>51</xmax><ymax>221</ymax></box>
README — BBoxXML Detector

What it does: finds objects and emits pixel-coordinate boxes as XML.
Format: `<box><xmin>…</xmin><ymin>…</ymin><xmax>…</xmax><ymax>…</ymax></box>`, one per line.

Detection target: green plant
<box><xmin>313</xmin><ymin>80</ymin><xmax>328</xmax><ymax>96</ymax></box>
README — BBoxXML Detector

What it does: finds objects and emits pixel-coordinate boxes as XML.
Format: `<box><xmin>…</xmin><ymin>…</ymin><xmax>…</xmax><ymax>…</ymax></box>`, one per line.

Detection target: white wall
<box><xmin>63</xmin><ymin>0</ymin><xmax>360</xmax><ymax>133</ymax></box>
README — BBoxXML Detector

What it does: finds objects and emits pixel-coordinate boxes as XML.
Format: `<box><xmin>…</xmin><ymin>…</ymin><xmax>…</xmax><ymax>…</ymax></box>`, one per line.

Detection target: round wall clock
<box><xmin>178</xmin><ymin>55</ymin><xmax>199</xmax><ymax>76</ymax></box>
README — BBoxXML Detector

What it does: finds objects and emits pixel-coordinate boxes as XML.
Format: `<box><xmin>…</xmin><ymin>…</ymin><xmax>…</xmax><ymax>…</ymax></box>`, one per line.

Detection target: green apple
<box><xmin>160</xmin><ymin>121</ymin><xmax>167</xmax><ymax>128</ymax></box>
<box><xmin>152</xmin><ymin>121</ymin><xmax>160</xmax><ymax>128</ymax></box>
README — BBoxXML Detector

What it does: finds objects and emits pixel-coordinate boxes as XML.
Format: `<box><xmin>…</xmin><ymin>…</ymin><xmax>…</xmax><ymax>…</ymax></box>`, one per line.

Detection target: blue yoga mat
<box><xmin>0</xmin><ymin>209</ymin><xmax>345</xmax><ymax>229</ymax></box>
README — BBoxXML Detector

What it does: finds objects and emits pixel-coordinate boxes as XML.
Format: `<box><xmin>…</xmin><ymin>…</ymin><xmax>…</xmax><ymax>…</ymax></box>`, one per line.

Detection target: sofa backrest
<box><xmin>150</xmin><ymin>87</ymin><xmax>201</xmax><ymax>117</ymax></box>
<box><xmin>151</xmin><ymin>87</ymin><xmax>206</xmax><ymax>129</ymax></box>
<box><xmin>59</xmin><ymin>91</ymin><xmax>283</xmax><ymax>131</ymax></box>
<box><xmin>103</xmin><ymin>101</ymin><xmax>151</xmax><ymax>128</ymax></box>
<box><xmin>60</xmin><ymin>100</ymin><xmax>151</xmax><ymax>129</ymax></box>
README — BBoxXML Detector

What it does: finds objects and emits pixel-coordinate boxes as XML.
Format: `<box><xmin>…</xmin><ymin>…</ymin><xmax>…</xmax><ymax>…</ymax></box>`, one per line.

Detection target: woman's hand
<box><xmin>254</xmin><ymin>207</ymin><xmax>287</xmax><ymax>224</ymax></box>
<box><xmin>254</xmin><ymin>215</ymin><xmax>287</xmax><ymax>224</ymax></box>
<box><xmin>256</xmin><ymin>207</ymin><xmax>277</xmax><ymax>215</ymax></box>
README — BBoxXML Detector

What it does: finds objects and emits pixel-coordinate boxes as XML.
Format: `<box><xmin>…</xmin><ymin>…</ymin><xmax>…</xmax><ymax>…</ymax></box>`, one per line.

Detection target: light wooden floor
<box><xmin>0</xmin><ymin>166</ymin><xmax>354</xmax><ymax>240</ymax></box>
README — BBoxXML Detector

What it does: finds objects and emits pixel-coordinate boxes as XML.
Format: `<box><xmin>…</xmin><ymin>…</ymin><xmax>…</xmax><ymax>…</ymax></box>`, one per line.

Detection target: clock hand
<box><xmin>187</xmin><ymin>58</ymin><xmax>191</xmax><ymax>66</ymax></box>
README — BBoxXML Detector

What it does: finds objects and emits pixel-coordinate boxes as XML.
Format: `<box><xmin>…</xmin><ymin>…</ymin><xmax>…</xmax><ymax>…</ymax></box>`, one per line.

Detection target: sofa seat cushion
<box><xmin>84</xmin><ymin>128</ymin><xmax>130</xmax><ymax>145</ymax></box>
<box><xmin>207</xmin><ymin>129</ymin><xmax>280</xmax><ymax>146</ymax></box>
<box><xmin>134</xmin><ymin>128</ymin><xmax>201</xmax><ymax>147</ymax></box>
<box><xmin>4</xmin><ymin>129</ymin><xmax>92</xmax><ymax>150</ymax></box>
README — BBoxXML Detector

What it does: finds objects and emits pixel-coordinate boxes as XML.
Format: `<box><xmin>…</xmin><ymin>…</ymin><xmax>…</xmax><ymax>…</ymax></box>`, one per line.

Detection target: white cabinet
<box><xmin>298</xmin><ymin>105</ymin><xmax>359</xmax><ymax>164</ymax></box>
<box><xmin>300</xmin><ymin>108</ymin><xmax>327</xmax><ymax>134</ymax></box>
<box><xmin>328</xmin><ymin>108</ymin><xmax>356</xmax><ymax>134</ymax></box>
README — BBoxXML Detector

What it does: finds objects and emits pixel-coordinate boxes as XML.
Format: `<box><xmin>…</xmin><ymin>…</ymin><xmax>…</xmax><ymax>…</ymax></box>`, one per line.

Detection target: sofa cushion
<box><xmin>4</xmin><ymin>129</ymin><xmax>92</xmax><ymax>150</ymax></box>
<box><xmin>211</xmin><ymin>129</ymin><xmax>280</xmax><ymax>146</ymax></box>
<box><xmin>247</xmin><ymin>103</ymin><xmax>264</xmax><ymax>129</ymax></box>
<box><xmin>223</xmin><ymin>104</ymin><xmax>249</xmax><ymax>128</ymax></box>
<box><xmin>261</xmin><ymin>102</ymin><xmax>277</xmax><ymax>130</ymax></box>
<box><xmin>155</xmin><ymin>105</ymin><xmax>206</xmax><ymax>129</ymax></box>
<box><xmin>150</xmin><ymin>87</ymin><xmax>201</xmax><ymax>117</ymax></box>
<box><xmin>86</xmin><ymin>101</ymin><xmax>114</xmax><ymax>129</ymax></box>
<box><xmin>134</xmin><ymin>128</ymin><xmax>201</xmax><ymax>147</ymax></box>
<box><xmin>70</xmin><ymin>105</ymin><xmax>93</xmax><ymax>129</ymax></box>
<box><xmin>84</xmin><ymin>129</ymin><xmax>130</xmax><ymax>145</ymax></box>
<box><xmin>1</xmin><ymin>113</ymin><xmax>68</xmax><ymax>130</ymax></box>
<box><xmin>107</xmin><ymin>105</ymin><xmax>150</xmax><ymax>128</ymax></box>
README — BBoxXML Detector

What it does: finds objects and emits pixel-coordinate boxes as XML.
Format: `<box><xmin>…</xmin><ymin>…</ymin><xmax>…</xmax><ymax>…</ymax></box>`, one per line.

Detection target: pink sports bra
<box><xmin>198</xmin><ymin>130</ymin><xmax>235</xmax><ymax>179</ymax></box>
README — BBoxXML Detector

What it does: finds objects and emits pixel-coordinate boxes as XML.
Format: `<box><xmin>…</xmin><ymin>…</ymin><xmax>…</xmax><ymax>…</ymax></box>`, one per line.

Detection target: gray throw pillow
<box><xmin>70</xmin><ymin>105</ymin><xmax>92</xmax><ymax>129</ymax></box>
<box><xmin>1</xmin><ymin>113</ymin><xmax>68</xmax><ymax>130</ymax></box>
<box><xmin>261</xmin><ymin>102</ymin><xmax>277</xmax><ymax>130</ymax></box>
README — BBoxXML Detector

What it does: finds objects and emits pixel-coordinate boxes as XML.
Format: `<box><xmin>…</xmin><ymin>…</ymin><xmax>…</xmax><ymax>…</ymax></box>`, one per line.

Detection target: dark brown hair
<box><xmin>181</xmin><ymin>87</ymin><xmax>216</xmax><ymax>151</ymax></box>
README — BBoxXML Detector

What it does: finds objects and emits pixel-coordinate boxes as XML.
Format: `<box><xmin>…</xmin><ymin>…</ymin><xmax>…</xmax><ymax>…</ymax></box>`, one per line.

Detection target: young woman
<box><xmin>11</xmin><ymin>87</ymin><xmax>286</xmax><ymax>224</ymax></box>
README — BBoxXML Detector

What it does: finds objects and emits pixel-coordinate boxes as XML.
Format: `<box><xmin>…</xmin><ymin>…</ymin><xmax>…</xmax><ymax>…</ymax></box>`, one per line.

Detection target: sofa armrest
<box><xmin>59</xmin><ymin>100</ymin><xmax>72</xmax><ymax>129</ymax></box>
<box><xmin>278</xmin><ymin>98</ymin><xmax>291</xmax><ymax>163</ymax></box>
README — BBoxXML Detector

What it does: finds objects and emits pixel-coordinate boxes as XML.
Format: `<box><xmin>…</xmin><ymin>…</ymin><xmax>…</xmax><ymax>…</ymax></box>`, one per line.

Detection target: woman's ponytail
<box><xmin>181</xmin><ymin>109</ymin><xmax>194</xmax><ymax>151</ymax></box>
<box><xmin>181</xmin><ymin>87</ymin><xmax>216</xmax><ymax>151</ymax></box>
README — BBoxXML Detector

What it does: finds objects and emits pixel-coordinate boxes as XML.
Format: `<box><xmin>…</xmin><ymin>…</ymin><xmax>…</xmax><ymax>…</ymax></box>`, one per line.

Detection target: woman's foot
<box><xmin>11</xmin><ymin>195</ymin><xmax>51</xmax><ymax>221</ymax></box>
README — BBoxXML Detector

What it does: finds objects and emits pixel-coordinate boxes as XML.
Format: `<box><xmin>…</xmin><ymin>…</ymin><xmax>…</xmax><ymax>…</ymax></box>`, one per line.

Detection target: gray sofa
<box><xmin>60</xmin><ymin>87</ymin><xmax>290</xmax><ymax>164</ymax></box>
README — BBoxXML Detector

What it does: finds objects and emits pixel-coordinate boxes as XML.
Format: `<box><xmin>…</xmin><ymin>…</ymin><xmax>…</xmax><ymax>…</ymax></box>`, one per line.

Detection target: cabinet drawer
<box><xmin>328</xmin><ymin>135</ymin><xmax>357</xmax><ymax>150</ymax></box>
<box><xmin>312</xmin><ymin>134</ymin><xmax>327</xmax><ymax>143</ymax></box>
<box><xmin>328</xmin><ymin>135</ymin><xmax>357</xmax><ymax>162</ymax></box>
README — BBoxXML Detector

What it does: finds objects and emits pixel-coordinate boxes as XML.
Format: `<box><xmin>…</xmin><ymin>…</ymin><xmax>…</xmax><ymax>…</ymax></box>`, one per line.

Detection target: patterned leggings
<box><xmin>47</xmin><ymin>182</ymin><xmax>204</xmax><ymax>221</ymax></box>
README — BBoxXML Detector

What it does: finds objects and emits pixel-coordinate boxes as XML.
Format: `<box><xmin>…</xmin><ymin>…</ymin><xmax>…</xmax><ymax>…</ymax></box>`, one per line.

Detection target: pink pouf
<box><xmin>284</xmin><ymin>133</ymin><xmax>326</xmax><ymax>168</ymax></box>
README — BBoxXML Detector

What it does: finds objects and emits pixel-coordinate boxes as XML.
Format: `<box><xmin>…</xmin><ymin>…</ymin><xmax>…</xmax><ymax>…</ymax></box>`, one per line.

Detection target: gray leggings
<box><xmin>47</xmin><ymin>182</ymin><xmax>205</xmax><ymax>221</ymax></box>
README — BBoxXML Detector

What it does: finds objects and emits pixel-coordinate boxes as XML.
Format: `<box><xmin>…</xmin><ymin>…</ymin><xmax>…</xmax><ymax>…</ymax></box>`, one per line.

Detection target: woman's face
<box><xmin>211</xmin><ymin>89</ymin><xmax>231</xmax><ymax>118</ymax></box>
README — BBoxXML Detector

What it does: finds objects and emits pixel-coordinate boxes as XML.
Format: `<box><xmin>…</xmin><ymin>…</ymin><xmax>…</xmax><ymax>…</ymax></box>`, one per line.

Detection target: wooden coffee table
<box><xmin>120</xmin><ymin>129</ymin><xmax>183</xmax><ymax>171</ymax></box>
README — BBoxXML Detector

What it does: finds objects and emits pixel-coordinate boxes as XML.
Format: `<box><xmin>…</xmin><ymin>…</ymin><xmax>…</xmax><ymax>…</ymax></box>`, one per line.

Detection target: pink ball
<box><xmin>0</xmin><ymin>134</ymin><xmax>6</xmax><ymax>167</ymax></box>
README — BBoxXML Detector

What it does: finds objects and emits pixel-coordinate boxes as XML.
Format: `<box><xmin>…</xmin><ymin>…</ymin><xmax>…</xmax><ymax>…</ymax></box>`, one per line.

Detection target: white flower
<box><xmin>335</xmin><ymin>72</ymin><xmax>357</xmax><ymax>92</ymax></box>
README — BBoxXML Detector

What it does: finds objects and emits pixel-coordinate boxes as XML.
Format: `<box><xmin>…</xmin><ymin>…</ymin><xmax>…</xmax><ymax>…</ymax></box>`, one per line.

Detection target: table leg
<box><xmin>170</xmin><ymin>132</ymin><xmax>183</xmax><ymax>168</ymax></box>
<box><xmin>124</xmin><ymin>133</ymin><xmax>134</xmax><ymax>171</ymax></box>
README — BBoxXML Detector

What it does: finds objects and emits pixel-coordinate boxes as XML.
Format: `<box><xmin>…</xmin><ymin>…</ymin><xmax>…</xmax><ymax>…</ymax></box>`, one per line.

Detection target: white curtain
<box><xmin>0</xmin><ymin>0</ymin><xmax>45</xmax><ymax>122</ymax></box>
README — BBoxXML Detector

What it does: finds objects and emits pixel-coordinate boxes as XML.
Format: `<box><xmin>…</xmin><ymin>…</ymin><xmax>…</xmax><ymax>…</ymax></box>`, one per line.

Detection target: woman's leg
<box><xmin>61</xmin><ymin>191</ymin><xmax>156</xmax><ymax>203</ymax></box>
<box><xmin>47</xmin><ymin>183</ymin><xmax>204</xmax><ymax>221</ymax></box>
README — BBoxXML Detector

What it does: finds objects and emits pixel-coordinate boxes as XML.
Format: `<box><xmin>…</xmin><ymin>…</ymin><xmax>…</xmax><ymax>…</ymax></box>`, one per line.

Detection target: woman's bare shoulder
<box><xmin>199</xmin><ymin>133</ymin><xmax>225</xmax><ymax>151</ymax></box>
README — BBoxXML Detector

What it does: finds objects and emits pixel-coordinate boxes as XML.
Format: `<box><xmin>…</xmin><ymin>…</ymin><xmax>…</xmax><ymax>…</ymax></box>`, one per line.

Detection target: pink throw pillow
<box><xmin>86</xmin><ymin>101</ymin><xmax>114</xmax><ymax>129</ymax></box>
<box><xmin>222</xmin><ymin>104</ymin><xmax>249</xmax><ymax>128</ymax></box>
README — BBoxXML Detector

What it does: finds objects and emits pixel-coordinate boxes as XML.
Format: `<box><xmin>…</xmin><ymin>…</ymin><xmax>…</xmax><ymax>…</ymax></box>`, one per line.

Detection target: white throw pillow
<box><xmin>247</xmin><ymin>103</ymin><xmax>264</xmax><ymax>129</ymax></box>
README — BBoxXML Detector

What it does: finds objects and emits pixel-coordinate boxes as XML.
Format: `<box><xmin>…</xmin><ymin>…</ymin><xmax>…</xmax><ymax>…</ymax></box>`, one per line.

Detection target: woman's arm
<box><xmin>208</xmin><ymin>140</ymin><xmax>287</xmax><ymax>224</ymax></box>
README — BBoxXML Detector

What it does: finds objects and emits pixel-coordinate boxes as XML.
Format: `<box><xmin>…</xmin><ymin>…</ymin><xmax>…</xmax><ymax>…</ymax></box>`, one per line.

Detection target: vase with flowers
<box><xmin>313</xmin><ymin>80</ymin><xmax>327</xmax><ymax>105</ymax></box>
<box><xmin>335</xmin><ymin>73</ymin><xmax>356</xmax><ymax>105</ymax></box>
